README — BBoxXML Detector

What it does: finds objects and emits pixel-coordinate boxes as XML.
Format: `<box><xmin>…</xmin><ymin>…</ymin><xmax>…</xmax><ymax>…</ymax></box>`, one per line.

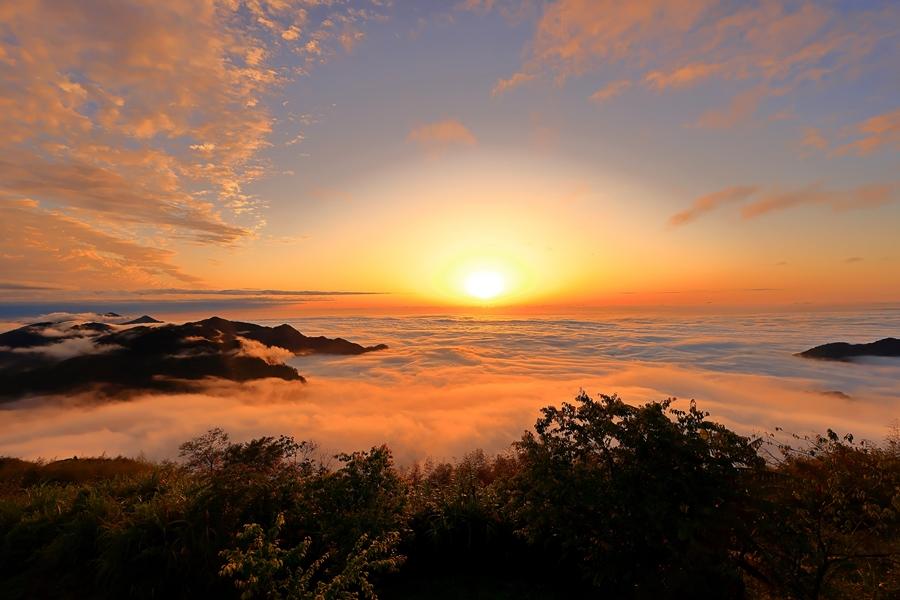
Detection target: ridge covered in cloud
<box><xmin>0</xmin><ymin>314</ymin><xmax>386</xmax><ymax>399</ymax></box>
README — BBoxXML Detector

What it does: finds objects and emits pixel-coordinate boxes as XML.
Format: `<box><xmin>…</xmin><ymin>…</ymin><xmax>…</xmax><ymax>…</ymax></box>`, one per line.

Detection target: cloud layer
<box><xmin>2</xmin><ymin>311</ymin><xmax>898</xmax><ymax>462</ymax></box>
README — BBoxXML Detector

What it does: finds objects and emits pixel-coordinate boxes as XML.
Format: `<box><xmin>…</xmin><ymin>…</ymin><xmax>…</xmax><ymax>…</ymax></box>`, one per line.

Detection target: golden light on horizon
<box><xmin>464</xmin><ymin>270</ymin><xmax>505</xmax><ymax>300</ymax></box>
<box><xmin>434</xmin><ymin>251</ymin><xmax>528</xmax><ymax>306</ymax></box>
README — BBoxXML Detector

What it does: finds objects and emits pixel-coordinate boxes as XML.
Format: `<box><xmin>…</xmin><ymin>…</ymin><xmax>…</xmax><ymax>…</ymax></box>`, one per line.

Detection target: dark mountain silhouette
<box><xmin>0</xmin><ymin>322</ymin><xmax>58</xmax><ymax>348</ymax></box>
<box><xmin>797</xmin><ymin>337</ymin><xmax>900</xmax><ymax>361</ymax></box>
<box><xmin>186</xmin><ymin>316</ymin><xmax>389</xmax><ymax>355</ymax></box>
<box><xmin>123</xmin><ymin>315</ymin><xmax>163</xmax><ymax>324</ymax></box>
<box><xmin>0</xmin><ymin>316</ymin><xmax>386</xmax><ymax>400</ymax></box>
<box><xmin>72</xmin><ymin>322</ymin><xmax>115</xmax><ymax>333</ymax></box>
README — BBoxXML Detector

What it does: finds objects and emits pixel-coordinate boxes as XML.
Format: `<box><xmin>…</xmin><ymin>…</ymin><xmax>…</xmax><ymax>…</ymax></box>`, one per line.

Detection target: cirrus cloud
<box><xmin>669</xmin><ymin>182</ymin><xmax>899</xmax><ymax>225</ymax></box>
<box><xmin>668</xmin><ymin>185</ymin><xmax>759</xmax><ymax>226</ymax></box>
<box><xmin>489</xmin><ymin>0</ymin><xmax>898</xmax><ymax>131</ymax></box>
<box><xmin>590</xmin><ymin>79</ymin><xmax>631</xmax><ymax>103</ymax></box>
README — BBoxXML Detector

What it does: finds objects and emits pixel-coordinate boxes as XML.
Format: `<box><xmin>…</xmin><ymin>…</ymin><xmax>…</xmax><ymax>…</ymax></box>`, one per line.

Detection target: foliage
<box><xmin>0</xmin><ymin>393</ymin><xmax>898</xmax><ymax>599</ymax></box>
<box><xmin>507</xmin><ymin>392</ymin><xmax>764</xmax><ymax>595</ymax></box>
<box><xmin>746</xmin><ymin>430</ymin><xmax>900</xmax><ymax>599</ymax></box>
<box><xmin>220</xmin><ymin>512</ymin><xmax>403</xmax><ymax>600</ymax></box>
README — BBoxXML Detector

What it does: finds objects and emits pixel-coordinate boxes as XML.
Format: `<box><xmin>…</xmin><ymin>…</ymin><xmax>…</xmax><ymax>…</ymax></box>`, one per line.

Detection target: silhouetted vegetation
<box><xmin>1</xmin><ymin>393</ymin><xmax>898</xmax><ymax>599</ymax></box>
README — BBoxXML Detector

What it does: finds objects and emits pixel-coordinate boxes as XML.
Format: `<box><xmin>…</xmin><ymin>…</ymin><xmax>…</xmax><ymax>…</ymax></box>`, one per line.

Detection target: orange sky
<box><xmin>0</xmin><ymin>1</ymin><xmax>898</xmax><ymax>312</ymax></box>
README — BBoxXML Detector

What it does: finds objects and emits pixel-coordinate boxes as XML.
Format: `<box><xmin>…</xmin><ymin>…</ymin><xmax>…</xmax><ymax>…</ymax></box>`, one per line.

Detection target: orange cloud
<box><xmin>670</xmin><ymin>183</ymin><xmax>898</xmax><ymax>225</ymax></box>
<box><xmin>836</xmin><ymin>108</ymin><xmax>900</xmax><ymax>156</ymax></box>
<box><xmin>0</xmin><ymin>155</ymin><xmax>245</xmax><ymax>244</ymax></box>
<box><xmin>590</xmin><ymin>79</ymin><xmax>631</xmax><ymax>103</ymax></box>
<box><xmin>407</xmin><ymin>120</ymin><xmax>478</xmax><ymax>155</ymax></box>
<box><xmin>741</xmin><ymin>184</ymin><xmax>897</xmax><ymax>219</ymax></box>
<box><xmin>668</xmin><ymin>186</ymin><xmax>758</xmax><ymax>226</ymax></box>
<box><xmin>0</xmin><ymin>0</ymin><xmax>385</xmax><ymax>280</ymax></box>
<box><xmin>492</xmin><ymin>0</ymin><xmax>897</xmax><ymax>126</ymax></box>
<box><xmin>644</xmin><ymin>63</ymin><xmax>721</xmax><ymax>89</ymax></box>
<box><xmin>491</xmin><ymin>72</ymin><xmax>536</xmax><ymax>96</ymax></box>
<box><xmin>0</xmin><ymin>199</ymin><xmax>201</xmax><ymax>288</ymax></box>
<box><xmin>1</xmin><ymin>362</ymin><xmax>895</xmax><ymax>464</ymax></box>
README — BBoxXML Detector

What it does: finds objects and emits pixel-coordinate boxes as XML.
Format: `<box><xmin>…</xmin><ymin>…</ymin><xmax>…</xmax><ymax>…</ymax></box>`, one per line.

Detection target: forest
<box><xmin>1</xmin><ymin>393</ymin><xmax>898</xmax><ymax>599</ymax></box>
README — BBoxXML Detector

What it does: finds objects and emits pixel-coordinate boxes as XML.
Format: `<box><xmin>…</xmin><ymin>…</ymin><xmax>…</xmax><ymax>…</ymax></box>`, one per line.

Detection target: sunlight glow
<box><xmin>464</xmin><ymin>270</ymin><xmax>505</xmax><ymax>300</ymax></box>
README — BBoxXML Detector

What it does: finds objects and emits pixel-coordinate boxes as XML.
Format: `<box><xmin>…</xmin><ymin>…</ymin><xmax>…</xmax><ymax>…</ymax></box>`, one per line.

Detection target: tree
<box><xmin>747</xmin><ymin>430</ymin><xmax>900</xmax><ymax>599</ymax></box>
<box><xmin>220</xmin><ymin>513</ymin><xmax>403</xmax><ymax>600</ymax></box>
<box><xmin>179</xmin><ymin>427</ymin><xmax>230</xmax><ymax>475</ymax></box>
<box><xmin>507</xmin><ymin>392</ymin><xmax>764</xmax><ymax>596</ymax></box>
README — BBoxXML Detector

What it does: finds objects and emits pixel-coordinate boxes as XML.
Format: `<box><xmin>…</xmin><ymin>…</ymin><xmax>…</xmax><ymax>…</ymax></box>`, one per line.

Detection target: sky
<box><xmin>1</xmin><ymin>0</ymin><xmax>898</xmax><ymax>311</ymax></box>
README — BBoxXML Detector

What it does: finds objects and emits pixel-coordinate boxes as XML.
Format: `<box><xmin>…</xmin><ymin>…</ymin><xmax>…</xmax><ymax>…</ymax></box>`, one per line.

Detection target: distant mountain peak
<box><xmin>797</xmin><ymin>337</ymin><xmax>900</xmax><ymax>361</ymax></box>
<box><xmin>0</xmin><ymin>316</ymin><xmax>386</xmax><ymax>401</ymax></box>
<box><xmin>123</xmin><ymin>315</ymin><xmax>163</xmax><ymax>325</ymax></box>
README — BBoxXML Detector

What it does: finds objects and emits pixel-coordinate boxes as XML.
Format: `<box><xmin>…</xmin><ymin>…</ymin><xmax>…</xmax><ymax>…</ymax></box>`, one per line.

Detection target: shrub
<box><xmin>507</xmin><ymin>392</ymin><xmax>764</xmax><ymax>595</ymax></box>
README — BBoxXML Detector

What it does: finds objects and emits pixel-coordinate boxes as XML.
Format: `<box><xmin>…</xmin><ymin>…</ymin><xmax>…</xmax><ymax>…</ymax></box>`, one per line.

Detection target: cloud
<box><xmin>590</xmin><ymin>79</ymin><xmax>631</xmax><ymax>103</ymax></box>
<box><xmin>490</xmin><ymin>0</ymin><xmax>898</xmax><ymax>126</ymax></box>
<box><xmin>644</xmin><ymin>63</ymin><xmax>720</xmax><ymax>89</ymax></box>
<box><xmin>136</xmin><ymin>288</ymin><xmax>383</xmax><ymax>297</ymax></box>
<box><xmin>0</xmin><ymin>283</ymin><xmax>62</xmax><ymax>291</ymax></box>
<box><xmin>407</xmin><ymin>119</ymin><xmax>478</xmax><ymax>155</ymax></box>
<box><xmin>799</xmin><ymin>109</ymin><xmax>899</xmax><ymax>156</ymax></box>
<box><xmin>0</xmin><ymin>199</ymin><xmax>201</xmax><ymax>288</ymax></box>
<box><xmin>0</xmin><ymin>0</ymin><xmax>386</xmax><ymax>282</ymax></box>
<box><xmin>670</xmin><ymin>183</ymin><xmax>898</xmax><ymax>225</ymax></box>
<box><xmin>3</xmin><ymin>312</ymin><xmax>146</xmax><ymax>327</ymax></box>
<box><xmin>0</xmin><ymin>157</ymin><xmax>246</xmax><ymax>244</ymax></box>
<box><xmin>741</xmin><ymin>184</ymin><xmax>897</xmax><ymax>219</ymax></box>
<box><xmin>2</xmin><ymin>337</ymin><xmax>119</xmax><ymax>361</ymax></box>
<box><xmin>836</xmin><ymin>108</ymin><xmax>900</xmax><ymax>156</ymax></box>
<box><xmin>491</xmin><ymin>72</ymin><xmax>536</xmax><ymax>96</ymax></box>
<box><xmin>668</xmin><ymin>185</ymin><xmax>758</xmax><ymax>226</ymax></box>
<box><xmin>237</xmin><ymin>337</ymin><xmax>294</xmax><ymax>365</ymax></box>
<box><xmin>2</xmin><ymin>311</ymin><xmax>898</xmax><ymax>462</ymax></box>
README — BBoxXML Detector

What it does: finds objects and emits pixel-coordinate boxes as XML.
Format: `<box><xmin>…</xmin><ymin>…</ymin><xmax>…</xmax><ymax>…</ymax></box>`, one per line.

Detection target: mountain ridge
<box><xmin>0</xmin><ymin>316</ymin><xmax>387</xmax><ymax>400</ymax></box>
<box><xmin>797</xmin><ymin>337</ymin><xmax>900</xmax><ymax>361</ymax></box>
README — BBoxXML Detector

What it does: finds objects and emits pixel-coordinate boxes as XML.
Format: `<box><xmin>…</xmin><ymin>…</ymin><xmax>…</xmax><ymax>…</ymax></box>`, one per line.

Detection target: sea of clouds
<box><xmin>1</xmin><ymin>310</ymin><xmax>899</xmax><ymax>463</ymax></box>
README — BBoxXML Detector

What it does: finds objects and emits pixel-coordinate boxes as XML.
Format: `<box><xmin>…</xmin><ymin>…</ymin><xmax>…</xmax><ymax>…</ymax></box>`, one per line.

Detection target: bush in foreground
<box><xmin>0</xmin><ymin>392</ymin><xmax>898</xmax><ymax>599</ymax></box>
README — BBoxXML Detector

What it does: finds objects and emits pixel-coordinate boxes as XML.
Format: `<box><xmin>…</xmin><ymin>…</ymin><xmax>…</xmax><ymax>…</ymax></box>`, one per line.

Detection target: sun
<box><xmin>464</xmin><ymin>270</ymin><xmax>505</xmax><ymax>300</ymax></box>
